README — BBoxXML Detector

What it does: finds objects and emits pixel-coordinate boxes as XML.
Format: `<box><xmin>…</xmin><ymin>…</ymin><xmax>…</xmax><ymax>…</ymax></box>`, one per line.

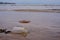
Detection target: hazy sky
<box><xmin>0</xmin><ymin>0</ymin><xmax>60</xmax><ymax>5</ymax></box>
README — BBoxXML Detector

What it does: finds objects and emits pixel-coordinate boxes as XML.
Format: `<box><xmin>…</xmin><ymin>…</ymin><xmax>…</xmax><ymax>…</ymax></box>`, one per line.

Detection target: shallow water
<box><xmin>0</xmin><ymin>11</ymin><xmax>60</xmax><ymax>40</ymax></box>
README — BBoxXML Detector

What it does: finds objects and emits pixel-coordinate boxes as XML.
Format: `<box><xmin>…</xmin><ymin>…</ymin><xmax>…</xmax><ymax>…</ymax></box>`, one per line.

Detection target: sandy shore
<box><xmin>0</xmin><ymin>11</ymin><xmax>60</xmax><ymax>40</ymax></box>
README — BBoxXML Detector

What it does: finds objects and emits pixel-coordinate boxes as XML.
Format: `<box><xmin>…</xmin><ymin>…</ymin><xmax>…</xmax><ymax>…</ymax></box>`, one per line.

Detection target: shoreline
<box><xmin>0</xmin><ymin>9</ymin><xmax>60</xmax><ymax>13</ymax></box>
<box><xmin>12</xmin><ymin>9</ymin><xmax>60</xmax><ymax>13</ymax></box>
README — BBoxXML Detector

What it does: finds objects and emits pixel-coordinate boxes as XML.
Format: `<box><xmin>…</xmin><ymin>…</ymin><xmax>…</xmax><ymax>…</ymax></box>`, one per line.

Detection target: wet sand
<box><xmin>13</xmin><ymin>9</ymin><xmax>60</xmax><ymax>13</ymax></box>
<box><xmin>0</xmin><ymin>11</ymin><xmax>60</xmax><ymax>40</ymax></box>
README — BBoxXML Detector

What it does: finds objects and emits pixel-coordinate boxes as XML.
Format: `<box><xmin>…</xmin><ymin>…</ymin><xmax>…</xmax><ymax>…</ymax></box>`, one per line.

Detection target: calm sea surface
<box><xmin>0</xmin><ymin>5</ymin><xmax>60</xmax><ymax>40</ymax></box>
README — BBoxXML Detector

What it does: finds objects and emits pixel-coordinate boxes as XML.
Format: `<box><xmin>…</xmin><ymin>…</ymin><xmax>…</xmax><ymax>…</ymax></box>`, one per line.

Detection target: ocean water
<box><xmin>0</xmin><ymin>4</ymin><xmax>60</xmax><ymax>10</ymax></box>
<box><xmin>0</xmin><ymin>5</ymin><xmax>60</xmax><ymax>40</ymax></box>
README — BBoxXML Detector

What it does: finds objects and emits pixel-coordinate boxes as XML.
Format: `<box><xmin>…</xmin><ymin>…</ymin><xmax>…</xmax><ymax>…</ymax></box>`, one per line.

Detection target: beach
<box><xmin>0</xmin><ymin>5</ymin><xmax>60</xmax><ymax>40</ymax></box>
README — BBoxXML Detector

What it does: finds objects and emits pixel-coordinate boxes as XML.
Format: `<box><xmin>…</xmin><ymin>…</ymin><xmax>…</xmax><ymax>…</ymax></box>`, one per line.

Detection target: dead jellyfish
<box><xmin>11</xmin><ymin>27</ymin><xmax>29</xmax><ymax>37</ymax></box>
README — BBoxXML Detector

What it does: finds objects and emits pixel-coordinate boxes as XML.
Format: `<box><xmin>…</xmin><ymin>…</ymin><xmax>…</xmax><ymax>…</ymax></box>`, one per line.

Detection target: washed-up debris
<box><xmin>0</xmin><ymin>29</ymin><xmax>11</xmax><ymax>34</ymax></box>
<box><xmin>0</xmin><ymin>27</ymin><xmax>29</xmax><ymax>37</ymax></box>
<box><xmin>19</xmin><ymin>20</ymin><xmax>30</xmax><ymax>23</ymax></box>
<box><xmin>0</xmin><ymin>29</ymin><xmax>6</xmax><ymax>33</ymax></box>
<box><xmin>11</xmin><ymin>27</ymin><xmax>29</xmax><ymax>37</ymax></box>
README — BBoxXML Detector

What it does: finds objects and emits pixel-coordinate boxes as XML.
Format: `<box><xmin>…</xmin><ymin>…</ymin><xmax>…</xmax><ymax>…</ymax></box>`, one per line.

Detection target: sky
<box><xmin>0</xmin><ymin>0</ymin><xmax>60</xmax><ymax>5</ymax></box>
